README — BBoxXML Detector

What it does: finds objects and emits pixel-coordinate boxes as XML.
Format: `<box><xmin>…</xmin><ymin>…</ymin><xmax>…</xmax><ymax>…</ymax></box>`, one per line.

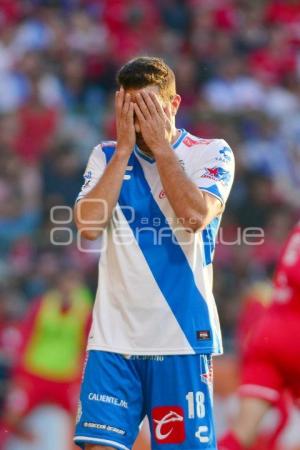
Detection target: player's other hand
<box><xmin>115</xmin><ymin>87</ymin><xmax>135</xmax><ymax>156</ymax></box>
<box><xmin>134</xmin><ymin>91</ymin><xmax>172</xmax><ymax>154</ymax></box>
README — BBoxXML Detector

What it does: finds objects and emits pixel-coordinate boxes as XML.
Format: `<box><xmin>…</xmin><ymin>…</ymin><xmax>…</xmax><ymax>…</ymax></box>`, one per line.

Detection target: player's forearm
<box><xmin>75</xmin><ymin>151</ymin><xmax>130</xmax><ymax>239</ymax></box>
<box><xmin>155</xmin><ymin>146</ymin><xmax>209</xmax><ymax>232</ymax></box>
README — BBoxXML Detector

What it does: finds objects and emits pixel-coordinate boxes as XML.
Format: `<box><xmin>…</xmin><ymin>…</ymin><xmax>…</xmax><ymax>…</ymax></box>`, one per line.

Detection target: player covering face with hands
<box><xmin>74</xmin><ymin>57</ymin><xmax>235</xmax><ymax>450</ymax></box>
<box><xmin>115</xmin><ymin>85</ymin><xmax>180</xmax><ymax>160</ymax></box>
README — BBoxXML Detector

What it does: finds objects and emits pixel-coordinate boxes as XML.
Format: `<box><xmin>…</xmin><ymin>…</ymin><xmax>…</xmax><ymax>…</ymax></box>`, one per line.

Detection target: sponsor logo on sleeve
<box><xmin>201</xmin><ymin>167</ymin><xmax>231</xmax><ymax>185</ymax></box>
<box><xmin>214</xmin><ymin>146</ymin><xmax>232</xmax><ymax>163</ymax></box>
<box><xmin>219</xmin><ymin>147</ymin><xmax>232</xmax><ymax>161</ymax></box>
<box><xmin>152</xmin><ymin>406</ymin><xmax>185</xmax><ymax>444</ymax></box>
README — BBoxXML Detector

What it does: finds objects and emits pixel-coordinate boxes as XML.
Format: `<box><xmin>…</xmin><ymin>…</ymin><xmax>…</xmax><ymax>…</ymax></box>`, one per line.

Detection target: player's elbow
<box><xmin>74</xmin><ymin>204</ymin><xmax>105</xmax><ymax>240</ymax></box>
<box><xmin>75</xmin><ymin>218</ymin><xmax>105</xmax><ymax>240</ymax></box>
<box><xmin>180</xmin><ymin>209</ymin><xmax>208</xmax><ymax>233</ymax></box>
<box><xmin>75</xmin><ymin>219</ymin><xmax>104</xmax><ymax>240</ymax></box>
<box><xmin>185</xmin><ymin>219</ymin><xmax>205</xmax><ymax>233</ymax></box>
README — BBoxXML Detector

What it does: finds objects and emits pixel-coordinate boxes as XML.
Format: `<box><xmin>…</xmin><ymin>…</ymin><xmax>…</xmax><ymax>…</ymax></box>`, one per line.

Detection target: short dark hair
<box><xmin>116</xmin><ymin>56</ymin><xmax>176</xmax><ymax>100</ymax></box>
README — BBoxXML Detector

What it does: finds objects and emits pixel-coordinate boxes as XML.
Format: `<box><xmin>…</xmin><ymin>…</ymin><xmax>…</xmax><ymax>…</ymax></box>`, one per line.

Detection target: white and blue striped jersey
<box><xmin>77</xmin><ymin>129</ymin><xmax>235</xmax><ymax>355</ymax></box>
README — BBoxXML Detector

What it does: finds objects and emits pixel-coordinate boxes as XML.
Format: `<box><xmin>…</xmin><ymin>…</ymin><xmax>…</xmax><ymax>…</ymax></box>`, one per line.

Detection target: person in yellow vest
<box><xmin>0</xmin><ymin>269</ymin><xmax>92</xmax><ymax>445</ymax></box>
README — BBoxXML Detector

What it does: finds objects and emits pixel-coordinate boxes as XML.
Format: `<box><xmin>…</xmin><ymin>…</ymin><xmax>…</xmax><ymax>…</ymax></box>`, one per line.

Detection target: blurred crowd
<box><xmin>1</xmin><ymin>0</ymin><xmax>300</xmax><ymax>408</ymax></box>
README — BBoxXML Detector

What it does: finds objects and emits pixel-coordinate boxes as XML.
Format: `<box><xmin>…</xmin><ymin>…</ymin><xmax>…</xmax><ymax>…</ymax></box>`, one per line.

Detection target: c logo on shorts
<box><xmin>152</xmin><ymin>406</ymin><xmax>185</xmax><ymax>444</ymax></box>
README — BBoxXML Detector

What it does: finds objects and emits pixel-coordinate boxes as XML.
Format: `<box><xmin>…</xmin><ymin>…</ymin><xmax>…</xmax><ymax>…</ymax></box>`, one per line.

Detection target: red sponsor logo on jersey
<box><xmin>183</xmin><ymin>136</ymin><xmax>200</xmax><ymax>147</ymax></box>
<box><xmin>152</xmin><ymin>406</ymin><xmax>185</xmax><ymax>444</ymax></box>
<box><xmin>183</xmin><ymin>136</ymin><xmax>214</xmax><ymax>147</ymax></box>
<box><xmin>159</xmin><ymin>190</ymin><xmax>166</xmax><ymax>199</ymax></box>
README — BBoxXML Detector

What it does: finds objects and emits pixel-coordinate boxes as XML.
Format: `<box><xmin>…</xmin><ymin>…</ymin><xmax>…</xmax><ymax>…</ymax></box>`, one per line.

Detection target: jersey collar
<box><xmin>134</xmin><ymin>129</ymin><xmax>187</xmax><ymax>163</ymax></box>
<box><xmin>172</xmin><ymin>128</ymin><xmax>187</xmax><ymax>149</ymax></box>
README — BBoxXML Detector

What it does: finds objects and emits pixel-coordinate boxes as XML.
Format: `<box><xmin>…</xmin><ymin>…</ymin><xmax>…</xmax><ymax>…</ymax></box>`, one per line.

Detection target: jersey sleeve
<box><xmin>76</xmin><ymin>144</ymin><xmax>107</xmax><ymax>202</ymax></box>
<box><xmin>276</xmin><ymin>223</ymin><xmax>300</xmax><ymax>290</ymax></box>
<box><xmin>190</xmin><ymin>139</ymin><xmax>235</xmax><ymax>205</ymax></box>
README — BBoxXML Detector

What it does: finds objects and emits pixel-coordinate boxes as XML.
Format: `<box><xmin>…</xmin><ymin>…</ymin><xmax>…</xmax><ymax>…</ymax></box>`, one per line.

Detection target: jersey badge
<box><xmin>202</xmin><ymin>167</ymin><xmax>231</xmax><ymax>185</ymax></box>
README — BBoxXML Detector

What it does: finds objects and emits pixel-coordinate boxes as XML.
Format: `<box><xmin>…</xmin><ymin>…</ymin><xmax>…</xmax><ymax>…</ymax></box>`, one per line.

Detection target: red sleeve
<box><xmin>274</xmin><ymin>223</ymin><xmax>300</xmax><ymax>290</ymax></box>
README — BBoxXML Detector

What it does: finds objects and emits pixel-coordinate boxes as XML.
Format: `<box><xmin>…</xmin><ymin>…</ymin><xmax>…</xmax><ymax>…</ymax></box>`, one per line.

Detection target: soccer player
<box><xmin>0</xmin><ymin>269</ymin><xmax>92</xmax><ymax>446</ymax></box>
<box><xmin>74</xmin><ymin>56</ymin><xmax>235</xmax><ymax>450</ymax></box>
<box><xmin>219</xmin><ymin>220</ymin><xmax>300</xmax><ymax>450</ymax></box>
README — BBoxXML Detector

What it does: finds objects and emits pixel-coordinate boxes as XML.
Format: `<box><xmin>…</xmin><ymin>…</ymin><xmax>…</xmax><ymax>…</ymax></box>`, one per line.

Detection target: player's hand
<box><xmin>134</xmin><ymin>91</ymin><xmax>172</xmax><ymax>154</ymax></box>
<box><xmin>115</xmin><ymin>87</ymin><xmax>135</xmax><ymax>156</ymax></box>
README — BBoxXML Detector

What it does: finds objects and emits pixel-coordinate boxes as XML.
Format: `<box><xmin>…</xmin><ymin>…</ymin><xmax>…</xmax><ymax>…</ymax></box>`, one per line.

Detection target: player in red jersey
<box><xmin>219</xmin><ymin>221</ymin><xmax>300</xmax><ymax>450</ymax></box>
<box><xmin>0</xmin><ymin>270</ymin><xmax>92</xmax><ymax>447</ymax></box>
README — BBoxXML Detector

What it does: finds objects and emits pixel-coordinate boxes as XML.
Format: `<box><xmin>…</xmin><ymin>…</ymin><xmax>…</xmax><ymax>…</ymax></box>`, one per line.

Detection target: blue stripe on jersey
<box><xmin>202</xmin><ymin>217</ymin><xmax>220</xmax><ymax>266</ymax></box>
<box><xmin>102</xmin><ymin>144</ymin><xmax>217</xmax><ymax>353</ymax></box>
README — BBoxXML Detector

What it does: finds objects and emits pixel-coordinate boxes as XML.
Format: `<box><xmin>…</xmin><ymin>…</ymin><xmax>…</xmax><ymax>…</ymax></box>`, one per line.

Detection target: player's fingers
<box><xmin>164</xmin><ymin>104</ymin><xmax>172</xmax><ymax>127</ymax></box>
<box><xmin>133</xmin><ymin>103</ymin><xmax>145</xmax><ymax>123</ymax></box>
<box><xmin>141</xmin><ymin>91</ymin><xmax>157</xmax><ymax>116</ymax></box>
<box><xmin>149</xmin><ymin>92</ymin><xmax>165</xmax><ymax>120</ymax></box>
<box><xmin>136</xmin><ymin>92</ymin><xmax>151</xmax><ymax>120</ymax></box>
<box><xmin>127</xmin><ymin>102</ymin><xmax>134</xmax><ymax>122</ymax></box>
<box><xmin>122</xmin><ymin>92</ymin><xmax>131</xmax><ymax>116</ymax></box>
<box><xmin>164</xmin><ymin>103</ymin><xmax>172</xmax><ymax>120</ymax></box>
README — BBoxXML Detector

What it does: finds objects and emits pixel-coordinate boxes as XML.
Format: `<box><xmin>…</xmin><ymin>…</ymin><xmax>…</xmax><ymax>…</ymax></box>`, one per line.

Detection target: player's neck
<box><xmin>138</xmin><ymin>128</ymin><xmax>181</xmax><ymax>159</ymax></box>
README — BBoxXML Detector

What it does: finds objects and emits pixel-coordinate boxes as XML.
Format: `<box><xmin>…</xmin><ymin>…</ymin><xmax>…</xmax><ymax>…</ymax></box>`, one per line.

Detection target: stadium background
<box><xmin>0</xmin><ymin>0</ymin><xmax>300</xmax><ymax>449</ymax></box>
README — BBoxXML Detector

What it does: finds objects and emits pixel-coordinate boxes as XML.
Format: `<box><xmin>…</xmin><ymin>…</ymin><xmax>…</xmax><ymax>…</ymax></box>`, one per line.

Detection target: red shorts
<box><xmin>239</xmin><ymin>306</ymin><xmax>300</xmax><ymax>405</ymax></box>
<box><xmin>5</xmin><ymin>370</ymin><xmax>80</xmax><ymax>418</ymax></box>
